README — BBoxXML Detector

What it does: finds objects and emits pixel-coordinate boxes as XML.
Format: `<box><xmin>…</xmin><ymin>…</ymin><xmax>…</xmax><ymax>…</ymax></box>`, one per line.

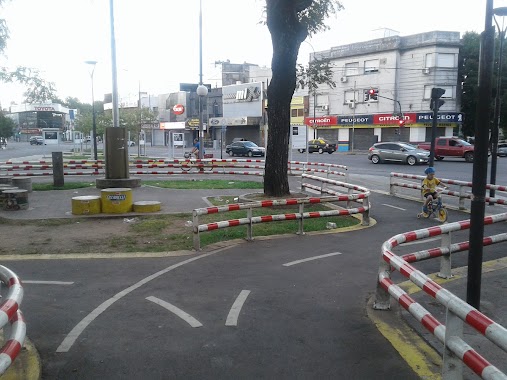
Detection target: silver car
<box><xmin>497</xmin><ymin>143</ymin><xmax>507</xmax><ymax>157</ymax></box>
<box><xmin>368</xmin><ymin>142</ymin><xmax>430</xmax><ymax>165</ymax></box>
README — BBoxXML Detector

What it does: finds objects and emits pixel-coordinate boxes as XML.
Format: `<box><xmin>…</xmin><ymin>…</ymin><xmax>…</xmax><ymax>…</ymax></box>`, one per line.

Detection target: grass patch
<box><xmin>143</xmin><ymin>179</ymin><xmax>263</xmax><ymax>190</ymax></box>
<box><xmin>198</xmin><ymin>197</ymin><xmax>360</xmax><ymax>247</ymax></box>
<box><xmin>33</xmin><ymin>182</ymin><xmax>96</xmax><ymax>191</ymax></box>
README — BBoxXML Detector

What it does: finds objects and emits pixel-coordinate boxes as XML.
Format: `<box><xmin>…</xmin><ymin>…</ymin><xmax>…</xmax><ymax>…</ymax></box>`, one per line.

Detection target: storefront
<box><xmin>305</xmin><ymin>112</ymin><xmax>463</xmax><ymax>150</ymax></box>
<box><xmin>9</xmin><ymin>103</ymin><xmax>69</xmax><ymax>142</ymax></box>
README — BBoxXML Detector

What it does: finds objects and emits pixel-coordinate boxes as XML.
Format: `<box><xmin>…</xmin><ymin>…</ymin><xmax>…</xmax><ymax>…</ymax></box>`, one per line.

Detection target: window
<box><xmin>425</xmin><ymin>53</ymin><xmax>456</xmax><ymax>68</ymax></box>
<box><xmin>291</xmin><ymin>109</ymin><xmax>304</xmax><ymax>117</ymax></box>
<box><xmin>344</xmin><ymin>62</ymin><xmax>359</xmax><ymax>76</ymax></box>
<box><xmin>436</xmin><ymin>53</ymin><xmax>455</xmax><ymax>68</ymax></box>
<box><xmin>424</xmin><ymin>85</ymin><xmax>454</xmax><ymax>99</ymax></box>
<box><xmin>344</xmin><ymin>90</ymin><xmax>359</xmax><ymax>103</ymax></box>
<box><xmin>437</xmin><ymin>139</ymin><xmax>446</xmax><ymax>146</ymax></box>
<box><xmin>364</xmin><ymin>59</ymin><xmax>379</xmax><ymax>73</ymax></box>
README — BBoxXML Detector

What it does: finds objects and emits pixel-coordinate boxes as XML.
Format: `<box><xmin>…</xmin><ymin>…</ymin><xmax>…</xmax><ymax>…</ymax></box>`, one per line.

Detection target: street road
<box><xmin>1</xmin><ymin>141</ymin><xmax>506</xmax><ymax>185</ymax></box>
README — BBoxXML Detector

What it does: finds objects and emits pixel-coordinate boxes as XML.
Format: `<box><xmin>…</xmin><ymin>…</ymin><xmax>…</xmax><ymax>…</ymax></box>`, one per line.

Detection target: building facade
<box><xmin>8</xmin><ymin>103</ymin><xmax>70</xmax><ymax>142</ymax></box>
<box><xmin>306</xmin><ymin>31</ymin><xmax>463</xmax><ymax>150</ymax></box>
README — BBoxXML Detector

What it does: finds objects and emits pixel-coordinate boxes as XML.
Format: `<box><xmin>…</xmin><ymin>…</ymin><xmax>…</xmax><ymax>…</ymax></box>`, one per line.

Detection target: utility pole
<box><xmin>467</xmin><ymin>0</ymin><xmax>495</xmax><ymax>310</ymax></box>
<box><xmin>428</xmin><ymin>88</ymin><xmax>446</xmax><ymax>167</ymax></box>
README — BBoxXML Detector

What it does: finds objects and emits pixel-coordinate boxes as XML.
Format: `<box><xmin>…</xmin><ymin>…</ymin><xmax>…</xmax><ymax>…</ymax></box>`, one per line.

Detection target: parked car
<box><xmin>497</xmin><ymin>143</ymin><xmax>507</xmax><ymax>157</ymax></box>
<box><xmin>226</xmin><ymin>141</ymin><xmax>265</xmax><ymax>157</ymax></box>
<box><xmin>417</xmin><ymin>137</ymin><xmax>475</xmax><ymax>162</ymax></box>
<box><xmin>368</xmin><ymin>141</ymin><xmax>430</xmax><ymax>165</ymax></box>
<box><xmin>29</xmin><ymin>136</ymin><xmax>44</xmax><ymax>145</ymax></box>
<box><xmin>307</xmin><ymin>139</ymin><xmax>337</xmax><ymax>154</ymax></box>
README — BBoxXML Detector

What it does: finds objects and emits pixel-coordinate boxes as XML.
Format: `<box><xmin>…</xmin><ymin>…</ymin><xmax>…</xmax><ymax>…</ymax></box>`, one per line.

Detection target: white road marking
<box><xmin>23</xmin><ymin>281</ymin><xmax>74</xmax><ymax>285</ymax></box>
<box><xmin>56</xmin><ymin>251</ymin><xmax>217</xmax><ymax>353</ymax></box>
<box><xmin>226</xmin><ymin>290</ymin><xmax>251</xmax><ymax>326</ymax></box>
<box><xmin>283</xmin><ymin>252</ymin><xmax>343</xmax><ymax>267</ymax></box>
<box><xmin>381</xmin><ymin>203</ymin><xmax>406</xmax><ymax>211</ymax></box>
<box><xmin>146</xmin><ymin>296</ymin><xmax>203</xmax><ymax>328</ymax></box>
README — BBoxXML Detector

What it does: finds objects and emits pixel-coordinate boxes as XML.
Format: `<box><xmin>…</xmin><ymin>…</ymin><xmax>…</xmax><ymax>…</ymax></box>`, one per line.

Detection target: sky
<box><xmin>0</xmin><ymin>0</ymin><xmax>500</xmax><ymax>108</ymax></box>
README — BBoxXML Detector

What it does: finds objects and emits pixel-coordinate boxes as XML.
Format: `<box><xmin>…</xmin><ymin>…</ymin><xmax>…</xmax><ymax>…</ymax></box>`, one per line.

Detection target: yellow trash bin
<box><xmin>101</xmin><ymin>188</ymin><xmax>133</xmax><ymax>214</ymax></box>
<box><xmin>133</xmin><ymin>201</ymin><xmax>162</xmax><ymax>213</ymax></box>
<box><xmin>72</xmin><ymin>195</ymin><xmax>101</xmax><ymax>215</ymax></box>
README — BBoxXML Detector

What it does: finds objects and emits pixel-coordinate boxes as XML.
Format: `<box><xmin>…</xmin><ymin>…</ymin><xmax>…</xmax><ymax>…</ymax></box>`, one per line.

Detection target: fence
<box><xmin>0</xmin><ymin>159</ymin><xmax>348</xmax><ymax>179</ymax></box>
<box><xmin>0</xmin><ymin>265</ymin><xmax>26</xmax><ymax>375</ymax></box>
<box><xmin>389</xmin><ymin>172</ymin><xmax>507</xmax><ymax>210</ymax></box>
<box><xmin>192</xmin><ymin>191</ymin><xmax>370</xmax><ymax>250</ymax></box>
<box><xmin>374</xmin><ymin>213</ymin><xmax>507</xmax><ymax>379</ymax></box>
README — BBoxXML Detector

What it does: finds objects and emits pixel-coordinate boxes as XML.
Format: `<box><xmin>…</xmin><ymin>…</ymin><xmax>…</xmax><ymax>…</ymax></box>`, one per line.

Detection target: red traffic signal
<box><xmin>368</xmin><ymin>88</ymin><xmax>375</xmax><ymax>95</ymax></box>
<box><xmin>398</xmin><ymin>119</ymin><xmax>406</xmax><ymax>127</ymax></box>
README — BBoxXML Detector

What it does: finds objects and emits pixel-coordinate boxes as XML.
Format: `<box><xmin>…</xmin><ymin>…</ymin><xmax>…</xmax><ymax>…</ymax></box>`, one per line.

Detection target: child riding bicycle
<box><xmin>422</xmin><ymin>167</ymin><xmax>448</xmax><ymax>213</ymax></box>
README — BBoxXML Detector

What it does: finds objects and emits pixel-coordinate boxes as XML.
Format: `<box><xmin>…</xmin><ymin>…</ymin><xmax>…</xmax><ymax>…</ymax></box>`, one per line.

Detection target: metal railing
<box><xmin>374</xmin><ymin>213</ymin><xmax>507</xmax><ymax>379</ymax></box>
<box><xmin>192</xmin><ymin>191</ymin><xmax>370</xmax><ymax>250</ymax></box>
<box><xmin>0</xmin><ymin>159</ymin><xmax>348</xmax><ymax>179</ymax></box>
<box><xmin>0</xmin><ymin>265</ymin><xmax>26</xmax><ymax>375</ymax></box>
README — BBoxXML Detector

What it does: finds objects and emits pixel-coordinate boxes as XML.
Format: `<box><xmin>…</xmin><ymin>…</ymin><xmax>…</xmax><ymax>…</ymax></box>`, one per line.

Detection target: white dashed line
<box><xmin>381</xmin><ymin>203</ymin><xmax>407</xmax><ymax>211</ymax></box>
<box><xmin>226</xmin><ymin>290</ymin><xmax>251</xmax><ymax>326</ymax></box>
<box><xmin>56</xmin><ymin>252</ymin><xmax>217</xmax><ymax>353</ymax></box>
<box><xmin>146</xmin><ymin>296</ymin><xmax>203</xmax><ymax>328</ymax></box>
<box><xmin>283</xmin><ymin>252</ymin><xmax>343</xmax><ymax>267</ymax></box>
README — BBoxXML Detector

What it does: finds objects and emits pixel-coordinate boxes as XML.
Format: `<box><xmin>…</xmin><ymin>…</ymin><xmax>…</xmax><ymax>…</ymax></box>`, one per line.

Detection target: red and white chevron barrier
<box><xmin>192</xmin><ymin>185</ymin><xmax>370</xmax><ymax>250</ymax></box>
<box><xmin>375</xmin><ymin>213</ymin><xmax>507</xmax><ymax>379</ymax></box>
<box><xmin>0</xmin><ymin>266</ymin><xmax>25</xmax><ymax>375</ymax></box>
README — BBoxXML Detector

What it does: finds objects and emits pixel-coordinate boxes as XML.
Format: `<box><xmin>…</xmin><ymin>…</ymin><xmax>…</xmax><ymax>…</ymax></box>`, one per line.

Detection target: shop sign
<box><xmin>186</xmin><ymin>118</ymin><xmax>200</xmax><ymax>128</ymax></box>
<box><xmin>304</xmin><ymin>116</ymin><xmax>337</xmax><ymax>126</ymax></box>
<box><xmin>338</xmin><ymin>115</ymin><xmax>373</xmax><ymax>125</ymax></box>
<box><xmin>173</xmin><ymin>104</ymin><xmax>185</xmax><ymax>115</ymax></box>
<box><xmin>373</xmin><ymin>113</ymin><xmax>417</xmax><ymax>125</ymax></box>
<box><xmin>416</xmin><ymin>112</ymin><xmax>463</xmax><ymax>123</ymax></box>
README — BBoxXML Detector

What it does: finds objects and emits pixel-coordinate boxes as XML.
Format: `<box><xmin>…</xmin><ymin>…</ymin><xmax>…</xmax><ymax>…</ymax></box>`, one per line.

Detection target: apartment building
<box><xmin>306</xmin><ymin>31</ymin><xmax>463</xmax><ymax>150</ymax></box>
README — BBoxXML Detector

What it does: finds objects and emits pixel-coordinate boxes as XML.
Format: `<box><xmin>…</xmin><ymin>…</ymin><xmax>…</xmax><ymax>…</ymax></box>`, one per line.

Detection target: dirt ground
<box><xmin>0</xmin><ymin>215</ymin><xmax>193</xmax><ymax>256</ymax></box>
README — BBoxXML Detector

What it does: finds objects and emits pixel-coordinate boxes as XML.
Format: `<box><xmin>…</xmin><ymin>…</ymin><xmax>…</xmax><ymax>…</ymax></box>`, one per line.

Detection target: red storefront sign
<box><xmin>304</xmin><ymin>116</ymin><xmax>338</xmax><ymax>127</ymax></box>
<box><xmin>373</xmin><ymin>113</ymin><xmax>417</xmax><ymax>125</ymax></box>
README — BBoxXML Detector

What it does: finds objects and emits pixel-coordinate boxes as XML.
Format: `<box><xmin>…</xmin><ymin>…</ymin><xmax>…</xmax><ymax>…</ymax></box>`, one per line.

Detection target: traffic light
<box><xmin>398</xmin><ymin>119</ymin><xmax>406</xmax><ymax>127</ymax></box>
<box><xmin>367</xmin><ymin>88</ymin><xmax>378</xmax><ymax>101</ymax></box>
<box><xmin>430</xmin><ymin>87</ymin><xmax>445</xmax><ymax>111</ymax></box>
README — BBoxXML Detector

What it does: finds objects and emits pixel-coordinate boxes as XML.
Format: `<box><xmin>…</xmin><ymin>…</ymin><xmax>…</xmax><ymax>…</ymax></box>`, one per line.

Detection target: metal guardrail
<box><xmin>0</xmin><ymin>265</ymin><xmax>26</xmax><ymax>375</ymax></box>
<box><xmin>389</xmin><ymin>172</ymin><xmax>507</xmax><ymax>210</ymax></box>
<box><xmin>374</xmin><ymin>214</ymin><xmax>507</xmax><ymax>379</ymax></box>
<box><xmin>0</xmin><ymin>159</ymin><xmax>349</xmax><ymax>179</ymax></box>
<box><xmin>192</xmin><ymin>194</ymin><xmax>369</xmax><ymax>251</ymax></box>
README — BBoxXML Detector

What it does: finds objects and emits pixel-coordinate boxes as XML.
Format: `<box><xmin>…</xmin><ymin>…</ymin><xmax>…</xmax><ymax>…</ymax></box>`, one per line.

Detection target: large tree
<box><xmin>0</xmin><ymin>111</ymin><xmax>15</xmax><ymax>138</ymax></box>
<box><xmin>459</xmin><ymin>30</ymin><xmax>507</xmax><ymax>140</ymax></box>
<box><xmin>264</xmin><ymin>0</ymin><xmax>343</xmax><ymax>196</ymax></box>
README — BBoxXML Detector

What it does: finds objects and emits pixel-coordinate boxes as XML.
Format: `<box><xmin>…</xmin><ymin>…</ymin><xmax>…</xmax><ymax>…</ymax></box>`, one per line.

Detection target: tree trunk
<box><xmin>264</xmin><ymin>0</ymin><xmax>308</xmax><ymax>197</ymax></box>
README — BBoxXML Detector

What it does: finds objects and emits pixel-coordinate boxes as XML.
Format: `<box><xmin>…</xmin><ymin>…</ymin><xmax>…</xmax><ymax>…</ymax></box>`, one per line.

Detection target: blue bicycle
<box><xmin>417</xmin><ymin>190</ymin><xmax>447</xmax><ymax>222</ymax></box>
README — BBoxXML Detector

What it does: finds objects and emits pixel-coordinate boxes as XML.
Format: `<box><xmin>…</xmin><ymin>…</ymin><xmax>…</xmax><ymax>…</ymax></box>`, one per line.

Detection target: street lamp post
<box><xmin>196</xmin><ymin>0</ymin><xmax>208</xmax><ymax>160</ymax></box>
<box><xmin>85</xmin><ymin>60</ymin><xmax>98</xmax><ymax>163</ymax></box>
<box><xmin>490</xmin><ymin>7</ymin><xmax>507</xmax><ymax>200</ymax></box>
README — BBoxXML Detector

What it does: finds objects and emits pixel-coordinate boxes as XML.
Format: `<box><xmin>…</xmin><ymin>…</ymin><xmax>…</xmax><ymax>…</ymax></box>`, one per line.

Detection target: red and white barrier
<box><xmin>0</xmin><ymin>266</ymin><xmax>25</xmax><ymax>375</ymax></box>
<box><xmin>375</xmin><ymin>213</ymin><xmax>507</xmax><ymax>378</ymax></box>
<box><xmin>192</xmin><ymin>185</ymin><xmax>370</xmax><ymax>250</ymax></box>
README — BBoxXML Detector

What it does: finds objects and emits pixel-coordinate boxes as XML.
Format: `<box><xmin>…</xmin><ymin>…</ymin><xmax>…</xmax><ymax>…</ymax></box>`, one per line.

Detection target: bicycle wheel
<box><xmin>437</xmin><ymin>207</ymin><xmax>448</xmax><ymax>223</ymax></box>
